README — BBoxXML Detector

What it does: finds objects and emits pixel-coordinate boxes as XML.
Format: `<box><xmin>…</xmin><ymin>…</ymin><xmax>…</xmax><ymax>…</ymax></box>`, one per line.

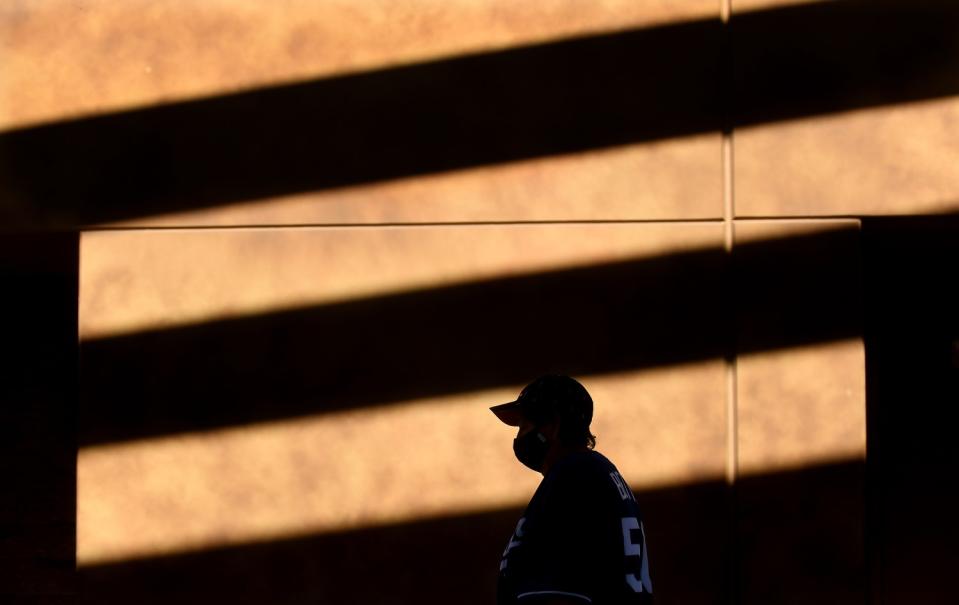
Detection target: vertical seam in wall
<box><xmin>723</xmin><ymin>133</ymin><xmax>737</xmax><ymax>488</ymax></box>
<box><xmin>721</xmin><ymin>2</ymin><xmax>739</xmax><ymax>601</ymax></box>
<box><xmin>721</xmin><ymin>0</ymin><xmax>737</xmax><ymax>491</ymax></box>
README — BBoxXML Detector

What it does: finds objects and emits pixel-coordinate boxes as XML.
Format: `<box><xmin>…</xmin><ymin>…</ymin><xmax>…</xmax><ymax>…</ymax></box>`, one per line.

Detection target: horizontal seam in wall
<box><xmin>78</xmin><ymin>218</ymin><xmax>727</xmax><ymax>232</ymax></box>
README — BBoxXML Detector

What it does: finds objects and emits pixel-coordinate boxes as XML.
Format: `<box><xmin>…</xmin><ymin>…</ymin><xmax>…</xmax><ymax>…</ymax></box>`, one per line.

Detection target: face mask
<box><xmin>513</xmin><ymin>429</ymin><xmax>550</xmax><ymax>472</ymax></box>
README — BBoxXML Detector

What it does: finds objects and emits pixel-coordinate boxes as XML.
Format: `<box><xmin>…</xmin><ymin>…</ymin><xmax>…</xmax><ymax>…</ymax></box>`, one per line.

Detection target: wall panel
<box><xmin>736</xmin><ymin>99</ymin><xmax>959</xmax><ymax>217</ymax></box>
<box><xmin>0</xmin><ymin>0</ymin><xmax>717</xmax><ymax>131</ymax></box>
<box><xmin>734</xmin><ymin>220</ymin><xmax>866</xmax><ymax>604</ymax></box>
<box><xmin>77</xmin><ymin>223</ymin><xmax>728</xmax><ymax>603</ymax></box>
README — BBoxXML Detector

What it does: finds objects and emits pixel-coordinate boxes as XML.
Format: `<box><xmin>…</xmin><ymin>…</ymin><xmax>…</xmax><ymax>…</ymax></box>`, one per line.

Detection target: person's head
<box><xmin>490</xmin><ymin>374</ymin><xmax>597</xmax><ymax>472</ymax></box>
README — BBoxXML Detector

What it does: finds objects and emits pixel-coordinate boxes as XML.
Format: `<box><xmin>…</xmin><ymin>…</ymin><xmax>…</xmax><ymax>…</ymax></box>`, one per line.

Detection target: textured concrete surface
<box><xmin>737</xmin><ymin>339</ymin><xmax>866</xmax><ymax>474</ymax></box>
<box><xmin>7</xmin><ymin>0</ymin><xmax>940</xmax><ymax>602</ymax></box>
<box><xmin>0</xmin><ymin>0</ymin><xmax>717</xmax><ymax>131</ymax></box>
<box><xmin>0</xmin><ymin>1</ymin><xmax>723</xmax><ymax>225</ymax></box>
<box><xmin>733</xmin><ymin>220</ymin><xmax>866</xmax><ymax>605</ymax></box>
<box><xmin>79</xmin><ymin>223</ymin><xmax>723</xmax><ymax>338</ymax></box>
<box><xmin>77</xmin><ymin>365</ymin><xmax>725</xmax><ymax>565</ymax></box>
<box><xmin>77</xmin><ymin>223</ymin><xmax>726</xmax><ymax>566</ymax></box>
<box><xmin>102</xmin><ymin>133</ymin><xmax>723</xmax><ymax>226</ymax></box>
<box><xmin>734</xmin><ymin>0</ymin><xmax>827</xmax><ymax>12</ymax></box>
<box><xmin>736</xmin><ymin>98</ymin><xmax>959</xmax><ymax>216</ymax></box>
<box><xmin>735</xmin><ymin>220</ymin><xmax>866</xmax><ymax>473</ymax></box>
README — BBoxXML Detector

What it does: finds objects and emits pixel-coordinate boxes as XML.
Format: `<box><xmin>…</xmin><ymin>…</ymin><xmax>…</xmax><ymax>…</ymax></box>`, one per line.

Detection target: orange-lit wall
<box><xmin>2</xmin><ymin>1</ymin><xmax>957</xmax><ymax>604</ymax></box>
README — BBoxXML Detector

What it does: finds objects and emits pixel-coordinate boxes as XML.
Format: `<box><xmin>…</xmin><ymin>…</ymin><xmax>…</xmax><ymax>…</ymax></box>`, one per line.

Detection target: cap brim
<box><xmin>490</xmin><ymin>400</ymin><xmax>524</xmax><ymax>426</ymax></box>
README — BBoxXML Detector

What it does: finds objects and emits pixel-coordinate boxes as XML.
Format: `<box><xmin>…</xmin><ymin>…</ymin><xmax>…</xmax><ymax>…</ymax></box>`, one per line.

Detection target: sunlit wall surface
<box><xmin>77</xmin><ymin>224</ymin><xmax>730</xmax><ymax>566</ymax></box>
<box><xmin>4</xmin><ymin>0</ymin><xmax>957</xmax><ymax>604</ymax></box>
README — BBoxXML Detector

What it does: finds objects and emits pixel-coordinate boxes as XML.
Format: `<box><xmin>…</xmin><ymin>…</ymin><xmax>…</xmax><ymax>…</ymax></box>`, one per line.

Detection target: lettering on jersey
<box><xmin>621</xmin><ymin>517</ymin><xmax>653</xmax><ymax>594</ymax></box>
<box><xmin>609</xmin><ymin>471</ymin><xmax>636</xmax><ymax>502</ymax></box>
<box><xmin>500</xmin><ymin>517</ymin><xmax>526</xmax><ymax>571</ymax></box>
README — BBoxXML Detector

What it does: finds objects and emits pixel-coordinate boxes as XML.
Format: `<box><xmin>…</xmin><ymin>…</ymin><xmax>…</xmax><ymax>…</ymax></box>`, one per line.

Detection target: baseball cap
<box><xmin>490</xmin><ymin>374</ymin><xmax>593</xmax><ymax>428</ymax></box>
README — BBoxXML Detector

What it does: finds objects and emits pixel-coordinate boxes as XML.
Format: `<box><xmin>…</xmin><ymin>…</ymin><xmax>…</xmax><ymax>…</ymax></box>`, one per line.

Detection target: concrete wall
<box><xmin>2</xmin><ymin>1</ymin><xmax>957</xmax><ymax>603</ymax></box>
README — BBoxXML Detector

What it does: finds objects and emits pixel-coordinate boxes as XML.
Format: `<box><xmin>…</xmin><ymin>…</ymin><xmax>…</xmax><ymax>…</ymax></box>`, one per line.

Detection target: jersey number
<box><xmin>621</xmin><ymin>517</ymin><xmax>653</xmax><ymax>593</ymax></box>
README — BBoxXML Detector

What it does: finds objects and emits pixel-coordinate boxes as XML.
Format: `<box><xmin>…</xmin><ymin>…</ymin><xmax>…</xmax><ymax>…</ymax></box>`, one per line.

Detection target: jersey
<box><xmin>497</xmin><ymin>450</ymin><xmax>653</xmax><ymax>605</ymax></box>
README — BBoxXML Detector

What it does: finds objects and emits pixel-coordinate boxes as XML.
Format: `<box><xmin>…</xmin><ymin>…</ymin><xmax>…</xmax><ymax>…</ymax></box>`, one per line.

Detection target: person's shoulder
<box><xmin>548</xmin><ymin>450</ymin><xmax>618</xmax><ymax>487</ymax></box>
<box><xmin>563</xmin><ymin>449</ymin><xmax>618</xmax><ymax>472</ymax></box>
<box><xmin>555</xmin><ymin>450</ymin><xmax>642</xmax><ymax>504</ymax></box>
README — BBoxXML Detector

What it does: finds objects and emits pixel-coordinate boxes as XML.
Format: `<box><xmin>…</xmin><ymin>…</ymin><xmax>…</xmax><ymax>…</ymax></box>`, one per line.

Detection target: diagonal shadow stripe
<box><xmin>75</xmin><ymin>471</ymin><xmax>732</xmax><ymax>605</ymax></box>
<box><xmin>730</xmin><ymin>0</ymin><xmax>959</xmax><ymax>128</ymax></box>
<box><xmin>79</xmin><ymin>224</ymin><xmax>864</xmax><ymax>446</ymax></box>
<box><xmin>2</xmin><ymin>0</ymin><xmax>958</xmax><ymax>225</ymax></box>
<box><xmin>76</xmin><ymin>462</ymin><xmax>868</xmax><ymax>605</ymax></box>
<box><xmin>5</xmin><ymin>219</ymin><xmax>948</xmax><ymax>604</ymax></box>
<box><xmin>2</xmin><ymin>18</ymin><xmax>723</xmax><ymax>225</ymax></box>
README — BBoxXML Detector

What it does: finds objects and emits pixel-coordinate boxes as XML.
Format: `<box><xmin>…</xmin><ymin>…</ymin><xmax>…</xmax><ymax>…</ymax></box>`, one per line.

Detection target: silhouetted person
<box><xmin>491</xmin><ymin>375</ymin><xmax>653</xmax><ymax>605</ymax></box>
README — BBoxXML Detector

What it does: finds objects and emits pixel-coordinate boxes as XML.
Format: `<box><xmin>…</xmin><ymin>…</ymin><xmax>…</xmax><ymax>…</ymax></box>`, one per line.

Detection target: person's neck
<box><xmin>541</xmin><ymin>444</ymin><xmax>589</xmax><ymax>476</ymax></box>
